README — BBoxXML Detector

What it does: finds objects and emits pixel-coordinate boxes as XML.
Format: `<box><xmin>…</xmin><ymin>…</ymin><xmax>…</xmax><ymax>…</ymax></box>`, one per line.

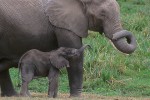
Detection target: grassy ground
<box><xmin>1</xmin><ymin>93</ymin><xmax>150</xmax><ymax>100</ymax></box>
<box><xmin>9</xmin><ymin>0</ymin><xmax>150</xmax><ymax>98</ymax></box>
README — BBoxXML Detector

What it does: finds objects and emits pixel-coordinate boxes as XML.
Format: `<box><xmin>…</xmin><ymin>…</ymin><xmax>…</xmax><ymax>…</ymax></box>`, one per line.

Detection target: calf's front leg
<box><xmin>48</xmin><ymin>68</ymin><xmax>59</xmax><ymax>98</ymax></box>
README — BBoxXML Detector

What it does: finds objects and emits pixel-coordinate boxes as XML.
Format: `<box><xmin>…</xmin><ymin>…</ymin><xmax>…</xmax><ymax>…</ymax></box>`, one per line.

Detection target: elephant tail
<box><xmin>17</xmin><ymin>50</ymin><xmax>32</xmax><ymax>87</ymax></box>
<box><xmin>17</xmin><ymin>54</ymin><xmax>25</xmax><ymax>87</ymax></box>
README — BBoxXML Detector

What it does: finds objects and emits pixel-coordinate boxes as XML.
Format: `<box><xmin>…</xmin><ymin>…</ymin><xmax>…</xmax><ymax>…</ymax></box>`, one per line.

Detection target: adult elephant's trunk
<box><xmin>111</xmin><ymin>30</ymin><xmax>136</xmax><ymax>54</ymax></box>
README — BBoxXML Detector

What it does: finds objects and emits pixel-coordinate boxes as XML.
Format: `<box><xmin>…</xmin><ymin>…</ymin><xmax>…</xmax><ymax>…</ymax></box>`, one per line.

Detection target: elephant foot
<box><xmin>48</xmin><ymin>92</ymin><xmax>57</xmax><ymax>98</ymax></box>
<box><xmin>69</xmin><ymin>91</ymin><xmax>81</xmax><ymax>98</ymax></box>
<box><xmin>69</xmin><ymin>94</ymin><xmax>81</xmax><ymax>98</ymax></box>
<box><xmin>19</xmin><ymin>93</ymin><xmax>31</xmax><ymax>97</ymax></box>
<box><xmin>69</xmin><ymin>87</ymin><xmax>82</xmax><ymax>97</ymax></box>
<box><xmin>1</xmin><ymin>91</ymin><xmax>19</xmax><ymax>97</ymax></box>
<box><xmin>48</xmin><ymin>95</ymin><xmax>57</xmax><ymax>98</ymax></box>
<box><xmin>19</xmin><ymin>91</ymin><xmax>31</xmax><ymax>97</ymax></box>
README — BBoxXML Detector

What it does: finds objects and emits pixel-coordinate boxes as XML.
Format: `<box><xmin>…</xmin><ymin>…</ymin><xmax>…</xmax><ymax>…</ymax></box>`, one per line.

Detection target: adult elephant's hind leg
<box><xmin>0</xmin><ymin>70</ymin><xmax>18</xmax><ymax>97</ymax></box>
<box><xmin>55</xmin><ymin>29</ymin><xmax>83</xmax><ymax>97</ymax></box>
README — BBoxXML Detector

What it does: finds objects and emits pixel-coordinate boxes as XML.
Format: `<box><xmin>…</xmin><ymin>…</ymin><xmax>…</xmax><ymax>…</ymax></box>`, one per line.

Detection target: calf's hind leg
<box><xmin>20</xmin><ymin>64</ymin><xmax>34</xmax><ymax>97</ymax></box>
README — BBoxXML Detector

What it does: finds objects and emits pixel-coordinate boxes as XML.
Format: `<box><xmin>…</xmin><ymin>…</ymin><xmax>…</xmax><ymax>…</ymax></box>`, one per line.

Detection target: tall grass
<box><xmin>83</xmin><ymin>0</ymin><xmax>150</xmax><ymax>96</ymax></box>
<box><xmin>10</xmin><ymin>0</ymin><xmax>150</xmax><ymax>97</ymax></box>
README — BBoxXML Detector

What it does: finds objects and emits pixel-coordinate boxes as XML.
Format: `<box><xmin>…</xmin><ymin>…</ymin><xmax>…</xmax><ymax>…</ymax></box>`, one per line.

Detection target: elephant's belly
<box><xmin>34</xmin><ymin>68</ymin><xmax>49</xmax><ymax>77</ymax></box>
<box><xmin>0</xmin><ymin>29</ymin><xmax>57</xmax><ymax>59</ymax></box>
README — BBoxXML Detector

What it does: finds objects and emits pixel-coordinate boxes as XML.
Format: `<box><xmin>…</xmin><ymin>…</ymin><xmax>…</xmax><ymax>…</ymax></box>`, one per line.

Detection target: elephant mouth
<box><xmin>111</xmin><ymin>30</ymin><xmax>137</xmax><ymax>54</ymax></box>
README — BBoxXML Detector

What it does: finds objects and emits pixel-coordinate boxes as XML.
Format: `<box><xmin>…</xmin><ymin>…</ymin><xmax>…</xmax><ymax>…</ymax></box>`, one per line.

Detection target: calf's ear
<box><xmin>49</xmin><ymin>56</ymin><xmax>69</xmax><ymax>69</ymax></box>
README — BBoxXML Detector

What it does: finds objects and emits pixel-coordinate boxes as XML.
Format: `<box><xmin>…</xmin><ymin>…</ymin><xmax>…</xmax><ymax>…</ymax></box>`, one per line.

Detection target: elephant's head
<box><xmin>49</xmin><ymin>45</ymin><xmax>89</xmax><ymax>69</ymax></box>
<box><xmin>46</xmin><ymin>0</ymin><xmax>136</xmax><ymax>54</ymax></box>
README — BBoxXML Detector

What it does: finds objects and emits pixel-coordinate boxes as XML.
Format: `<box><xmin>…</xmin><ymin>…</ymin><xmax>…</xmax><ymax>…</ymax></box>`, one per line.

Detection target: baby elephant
<box><xmin>19</xmin><ymin>45</ymin><xmax>89</xmax><ymax>98</ymax></box>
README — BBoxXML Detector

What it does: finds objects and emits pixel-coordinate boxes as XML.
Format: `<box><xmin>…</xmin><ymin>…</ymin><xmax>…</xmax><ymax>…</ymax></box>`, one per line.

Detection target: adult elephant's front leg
<box><xmin>55</xmin><ymin>29</ymin><xmax>83</xmax><ymax>97</ymax></box>
<box><xmin>0</xmin><ymin>70</ymin><xmax>18</xmax><ymax>97</ymax></box>
<box><xmin>67</xmin><ymin>54</ymin><xmax>83</xmax><ymax>97</ymax></box>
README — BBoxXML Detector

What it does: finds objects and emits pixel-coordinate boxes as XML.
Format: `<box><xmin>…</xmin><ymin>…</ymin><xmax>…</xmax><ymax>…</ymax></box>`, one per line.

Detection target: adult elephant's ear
<box><xmin>45</xmin><ymin>0</ymin><xmax>88</xmax><ymax>37</ymax></box>
<box><xmin>49</xmin><ymin>56</ymin><xmax>69</xmax><ymax>69</ymax></box>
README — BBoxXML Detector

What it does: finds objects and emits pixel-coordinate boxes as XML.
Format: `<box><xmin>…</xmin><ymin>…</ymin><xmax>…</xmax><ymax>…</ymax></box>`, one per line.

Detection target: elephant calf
<box><xmin>19</xmin><ymin>45</ymin><xmax>89</xmax><ymax>98</ymax></box>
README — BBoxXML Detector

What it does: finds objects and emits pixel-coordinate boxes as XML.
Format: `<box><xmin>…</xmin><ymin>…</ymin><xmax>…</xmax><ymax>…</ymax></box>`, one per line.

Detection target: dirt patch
<box><xmin>0</xmin><ymin>93</ymin><xmax>149</xmax><ymax>100</ymax></box>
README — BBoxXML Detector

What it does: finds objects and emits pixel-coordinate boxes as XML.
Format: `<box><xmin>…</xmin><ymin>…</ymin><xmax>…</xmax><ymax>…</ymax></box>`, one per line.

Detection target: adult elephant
<box><xmin>0</xmin><ymin>0</ymin><xmax>136</xmax><ymax>97</ymax></box>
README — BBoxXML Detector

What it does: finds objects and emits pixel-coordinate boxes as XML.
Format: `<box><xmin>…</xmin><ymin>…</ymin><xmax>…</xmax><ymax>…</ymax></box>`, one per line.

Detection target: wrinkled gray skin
<box><xmin>19</xmin><ymin>46</ymin><xmax>87</xmax><ymax>98</ymax></box>
<box><xmin>0</xmin><ymin>0</ymin><xmax>136</xmax><ymax>97</ymax></box>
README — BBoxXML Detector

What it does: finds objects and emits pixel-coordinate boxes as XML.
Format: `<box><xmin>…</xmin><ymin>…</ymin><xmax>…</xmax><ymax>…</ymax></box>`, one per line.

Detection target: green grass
<box><xmin>10</xmin><ymin>0</ymin><xmax>150</xmax><ymax>97</ymax></box>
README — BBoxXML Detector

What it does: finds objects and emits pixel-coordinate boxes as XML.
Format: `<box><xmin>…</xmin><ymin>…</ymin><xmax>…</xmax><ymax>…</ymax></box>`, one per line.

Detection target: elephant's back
<box><xmin>0</xmin><ymin>0</ymin><xmax>57</xmax><ymax>59</ymax></box>
<box><xmin>0</xmin><ymin>0</ymin><xmax>49</xmax><ymax>33</ymax></box>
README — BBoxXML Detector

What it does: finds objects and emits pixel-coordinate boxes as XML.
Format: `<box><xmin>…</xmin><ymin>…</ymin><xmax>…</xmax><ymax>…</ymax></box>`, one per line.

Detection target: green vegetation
<box><xmin>10</xmin><ymin>0</ymin><xmax>150</xmax><ymax>97</ymax></box>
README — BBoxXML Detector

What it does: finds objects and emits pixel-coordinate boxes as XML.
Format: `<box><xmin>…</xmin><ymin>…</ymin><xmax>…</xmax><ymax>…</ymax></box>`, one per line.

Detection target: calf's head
<box><xmin>49</xmin><ymin>45</ymin><xmax>90</xmax><ymax>69</ymax></box>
